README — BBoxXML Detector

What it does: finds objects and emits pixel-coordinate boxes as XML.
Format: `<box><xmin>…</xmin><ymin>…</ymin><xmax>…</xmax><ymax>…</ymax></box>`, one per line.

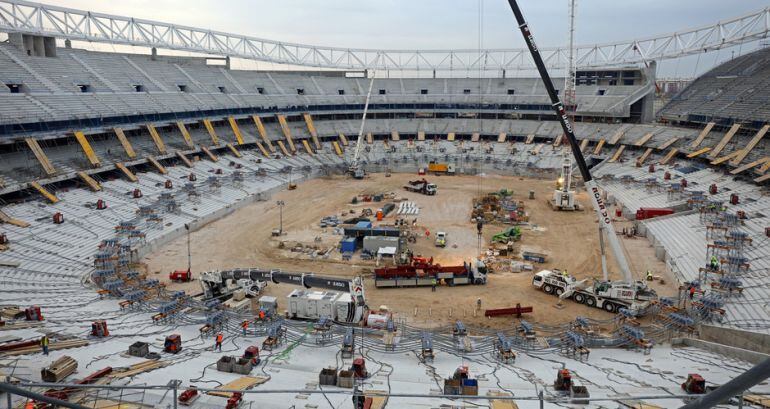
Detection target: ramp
<box><xmin>145</xmin><ymin>124</ymin><xmax>167</xmax><ymax>154</ymax></box>
<box><xmin>24</xmin><ymin>137</ymin><xmax>56</xmax><ymax>176</ymax></box>
<box><xmin>593</xmin><ymin>139</ymin><xmax>606</xmax><ymax>154</ymax></box>
<box><xmin>686</xmin><ymin>147</ymin><xmax>711</xmax><ymax>158</ymax></box>
<box><xmin>525</xmin><ymin>134</ymin><xmax>535</xmax><ymax>144</ymax></box>
<box><xmin>448</xmin><ymin>132</ymin><xmax>456</xmax><ymax>141</ymax></box>
<box><xmin>579</xmin><ymin>139</ymin><xmax>589</xmax><ymax>151</ymax></box>
<box><xmin>731</xmin><ymin>124</ymin><xmax>769</xmax><ymax>165</ymax></box>
<box><xmin>113</xmin><ymin>128</ymin><xmax>137</xmax><ymax>158</ymax></box>
<box><xmin>339</xmin><ymin>133</ymin><xmax>349</xmax><ymax>146</ymax></box>
<box><xmin>0</xmin><ymin>210</ymin><xmax>29</xmax><ymax>227</ymax></box>
<box><xmin>77</xmin><ymin>171</ymin><xmax>101</xmax><ymax>191</ymax></box>
<box><xmin>115</xmin><ymin>163</ymin><xmax>138</xmax><ymax>182</ymax></box>
<box><xmin>609</xmin><ymin>145</ymin><xmax>626</xmax><ymax>162</ymax></box>
<box><xmin>176</xmin><ymin>151</ymin><xmax>194</xmax><ymax>168</ymax></box>
<box><xmin>471</xmin><ymin>132</ymin><xmax>480</xmax><ymax>142</ymax></box>
<box><xmin>303</xmin><ymin>113</ymin><xmax>322</xmax><ymax>149</ymax></box>
<box><xmin>227</xmin><ymin>117</ymin><xmax>245</xmax><ymax>145</ymax></box>
<box><xmin>634</xmin><ymin>132</ymin><xmax>654</xmax><ymax>147</ymax></box>
<box><xmin>660</xmin><ymin>148</ymin><xmax>679</xmax><ymax>165</ymax></box>
<box><xmin>366</xmin><ymin>133</ymin><xmax>373</xmax><ymax>144</ymax></box>
<box><xmin>690</xmin><ymin>122</ymin><xmax>715</xmax><ymax>148</ymax></box>
<box><xmin>498</xmin><ymin>132</ymin><xmax>507</xmax><ymax>143</ymax></box>
<box><xmin>29</xmin><ymin>181</ymin><xmax>58</xmax><ymax>203</ymax></box>
<box><xmin>709</xmin><ymin>123</ymin><xmax>741</xmax><ymax>158</ymax></box>
<box><xmin>176</xmin><ymin>122</ymin><xmax>195</xmax><ymax>148</ymax></box>
<box><xmin>609</xmin><ymin>126</ymin><xmax>628</xmax><ymax>145</ymax></box>
<box><xmin>226</xmin><ymin>143</ymin><xmax>242</xmax><ymax>158</ymax></box>
<box><xmin>417</xmin><ymin>131</ymin><xmax>425</xmax><ymax>141</ymax></box>
<box><xmin>710</xmin><ymin>150</ymin><xmax>743</xmax><ymax>165</ymax></box>
<box><xmin>200</xmin><ymin>146</ymin><xmax>219</xmax><ymax>162</ymax></box>
<box><xmin>391</xmin><ymin>130</ymin><xmax>400</xmax><ymax>141</ymax></box>
<box><xmin>202</xmin><ymin>119</ymin><xmax>220</xmax><ymax>146</ymax></box>
<box><xmin>657</xmin><ymin>136</ymin><xmax>678</xmax><ymax>150</ymax></box>
<box><xmin>730</xmin><ymin>157</ymin><xmax>769</xmax><ymax>175</ymax></box>
<box><xmin>276</xmin><ymin>114</ymin><xmax>296</xmax><ymax>152</ymax></box>
<box><xmin>255</xmin><ymin>141</ymin><xmax>270</xmax><ymax>157</ymax></box>
<box><xmin>302</xmin><ymin>139</ymin><xmax>314</xmax><ymax>155</ymax></box>
<box><xmin>146</xmin><ymin>156</ymin><xmax>167</xmax><ymax>174</ymax></box>
<box><xmin>251</xmin><ymin>115</ymin><xmax>275</xmax><ymax>152</ymax></box>
<box><xmin>553</xmin><ymin>134</ymin><xmax>563</xmax><ymax>146</ymax></box>
<box><xmin>276</xmin><ymin>140</ymin><xmax>291</xmax><ymax>156</ymax></box>
<box><xmin>73</xmin><ymin>131</ymin><xmax>101</xmax><ymax>167</ymax></box>
<box><xmin>636</xmin><ymin>148</ymin><xmax>653</xmax><ymax>165</ymax></box>
<box><xmin>332</xmin><ymin>141</ymin><xmax>343</xmax><ymax>156</ymax></box>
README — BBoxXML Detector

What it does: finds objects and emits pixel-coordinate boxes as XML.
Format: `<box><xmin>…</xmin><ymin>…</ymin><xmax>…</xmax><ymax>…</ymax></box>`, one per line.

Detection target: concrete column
<box><xmin>33</xmin><ymin>36</ymin><xmax>44</xmax><ymax>56</ymax></box>
<box><xmin>225</xmin><ymin>56</ymin><xmax>231</xmax><ymax>70</ymax></box>
<box><xmin>22</xmin><ymin>34</ymin><xmax>34</xmax><ymax>56</ymax></box>
<box><xmin>65</xmin><ymin>39</ymin><xmax>72</xmax><ymax>48</ymax></box>
<box><xmin>7</xmin><ymin>32</ymin><xmax>23</xmax><ymax>49</ymax></box>
<box><xmin>43</xmin><ymin>36</ymin><xmax>56</xmax><ymax>57</ymax></box>
<box><xmin>151</xmin><ymin>47</ymin><xmax>157</xmax><ymax>61</ymax></box>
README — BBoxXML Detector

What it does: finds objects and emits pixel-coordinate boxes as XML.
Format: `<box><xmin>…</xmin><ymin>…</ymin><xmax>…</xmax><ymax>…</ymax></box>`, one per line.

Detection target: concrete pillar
<box><xmin>151</xmin><ymin>47</ymin><xmax>157</xmax><ymax>61</ymax></box>
<box><xmin>64</xmin><ymin>39</ymin><xmax>72</xmax><ymax>49</ymax></box>
<box><xmin>43</xmin><ymin>36</ymin><xmax>56</xmax><ymax>57</ymax></box>
<box><xmin>33</xmin><ymin>36</ymin><xmax>44</xmax><ymax>56</ymax></box>
<box><xmin>639</xmin><ymin>61</ymin><xmax>657</xmax><ymax>123</ymax></box>
<box><xmin>7</xmin><ymin>32</ymin><xmax>23</xmax><ymax>49</ymax></box>
<box><xmin>502</xmin><ymin>69</ymin><xmax>506</xmax><ymax>79</ymax></box>
<box><xmin>22</xmin><ymin>34</ymin><xmax>34</xmax><ymax>56</ymax></box>
<box><xmin>225</xmin><ymin>56</ymin><xmax>231</xmax><ymax>70</ymax></box>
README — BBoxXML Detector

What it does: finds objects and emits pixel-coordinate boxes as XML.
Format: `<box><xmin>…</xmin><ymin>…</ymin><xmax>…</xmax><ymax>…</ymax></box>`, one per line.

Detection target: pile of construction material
<box><xmin>397</xmin><ymin>201</ymin><xmax>420</xmax><ymax>215</ymax></box>
<box><xmin>471</xmin><ymin>190</ymin><xmax>529</xmax><ymax>224</ymax></box>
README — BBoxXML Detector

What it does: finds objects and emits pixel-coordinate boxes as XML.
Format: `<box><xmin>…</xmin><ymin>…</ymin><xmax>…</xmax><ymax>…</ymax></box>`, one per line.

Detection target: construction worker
<box><xmin>646</xmin><ymin>270</ymin><xmax>653</xmax><ymax>281</ymax></box>
<box><xmin>476</xmin><ymin>298</ymin><xmax>482</xmax><ymax>310</ymax></box>
<box><xmin>689</xmin><ymin>286</ymin><xmax>696</xmax><ymax>300</ymax></box>
<box><xmin>710</xmin><ymin>255</ymin><xmax>719</xmax><ymax>270</ymax></box>
<box><xmin>40</xmin><ymin>335</ymin><xmax>49</xmax><ymax>355</ymax></box>
<box><xmin>258</xmin><ymin>310</ymin><xmax>266</xmax><ymax>322</ymax></box>
<box><xmin>431</xmin><ymin>278</ymin><xmax>437</xmax><ymax>292</ymax></box>
<box><xmin>241</xmin><ymin>320</ymin><xmax>249</xmax><ymax>336</ymax></box>
<box><xmin>562</xmin><ymin>269</ymin><xmax>569</xmax><ymax>279</ymax></box>
<box><xmin>215</xmin><ymin>333</ymin><xmax>224</xmax><ymax>351</ymax></box>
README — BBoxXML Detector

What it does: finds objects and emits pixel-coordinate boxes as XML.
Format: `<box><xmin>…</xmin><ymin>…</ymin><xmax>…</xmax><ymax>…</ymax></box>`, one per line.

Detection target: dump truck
<box><xmin>428</xmin><ymin>162</ymin><xmax>455</xmax><ymax>175</ymax></box>
<box><xmin>533</xmin><ymin>270</ymin><xmax>657</xmax><ymax>314</ymax></box>
<box><xmin>404</xmin><ymin>179</ymin><xmax>437</xmax><ymax>195</ymax></box>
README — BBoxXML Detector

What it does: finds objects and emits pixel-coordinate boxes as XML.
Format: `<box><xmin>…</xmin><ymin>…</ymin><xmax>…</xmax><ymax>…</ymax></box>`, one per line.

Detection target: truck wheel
<box><xmin>586</xmin><ymin>297</ymin><xmax>596</xmax><ymax>308</ymax></box>
<box><xmin>543</xmin><ymin>284</ymin><xmax>553</xmax><ymax>294</ymax></box>
<box><xmin>555</xmin><ymin>287</ymin><xmax>564</xmax><ymax>297</ymax></box>
<box><xmin>573</xmin><ymin>293</ymin><xmax>585</xmax><ymax>304</ymax></box>
<box><xmin>604</xmin><ymin>302</ymin><xmax>616</xmax><ymax>313</ymax></box>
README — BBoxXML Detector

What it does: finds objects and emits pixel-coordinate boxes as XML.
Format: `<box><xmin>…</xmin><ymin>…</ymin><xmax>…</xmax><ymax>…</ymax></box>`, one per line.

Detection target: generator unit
<box><xmin>286</xmin><ymin>290</ymin><xmax>359</xmax><ymax>322</ymax></box>
<box><xmin>52</xmin><ymin>212</ymin><xmax>64</xmax><ymax>224</ymax></box>
<box><xmin>91</xmin><ymin>320</ymin><xmax>109</xmax><ymax>337</ymax></box>
<box><xmin>164</xmin><ymin>334</ymin><xmax>182</xmax><ymax>353</ymax></box>
<box><xmin>25</xmin><ymin>306</ymin><xmax>43</xmax><ymax>321</ymax></box>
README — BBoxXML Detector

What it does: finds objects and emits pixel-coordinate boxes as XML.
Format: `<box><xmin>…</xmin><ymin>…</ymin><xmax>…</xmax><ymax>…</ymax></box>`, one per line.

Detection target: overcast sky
<box><xmin>43</xmin><ymin>0</ymin><xmax>770</xmax><ymax>76</ymax></box>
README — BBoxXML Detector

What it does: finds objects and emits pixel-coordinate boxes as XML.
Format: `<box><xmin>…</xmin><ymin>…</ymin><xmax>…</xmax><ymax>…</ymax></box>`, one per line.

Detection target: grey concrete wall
<box><xmin>697</xmin><ymin>325</ymin><xmax>770</xmax><ymax>358</ymax></box>
<box><xmin>672</xmin><ymin>334</ymin><xmax>770</xmax><ymax>365</ymax></box>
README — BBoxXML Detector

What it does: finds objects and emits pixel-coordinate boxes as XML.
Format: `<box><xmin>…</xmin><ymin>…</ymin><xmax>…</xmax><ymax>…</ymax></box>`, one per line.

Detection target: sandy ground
<box><xmin>144</xmin><ymin>173</ymin><xmax>677</xmax><ymax>328</ymax></box>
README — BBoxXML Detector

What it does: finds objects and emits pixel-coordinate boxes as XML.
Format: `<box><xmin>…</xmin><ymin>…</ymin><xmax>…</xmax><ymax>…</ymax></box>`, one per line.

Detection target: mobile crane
<box><xmin>506</xmin><ymin>0</ymin><xmax>657</xmax><ymax>313</ymax></box>
<box><xmin>349</xmin><ymin>72</ymin><xmax>377</xmax><ymax>179</ymax></box>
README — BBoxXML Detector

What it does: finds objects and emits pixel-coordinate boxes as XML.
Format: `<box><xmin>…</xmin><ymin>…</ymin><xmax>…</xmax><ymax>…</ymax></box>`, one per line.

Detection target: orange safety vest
<box><xmin>242</xmin><ymin>321</ymin><xmax>249</xmax><ymax>328</ymax></box>
<box><xmin>216</xmin><ymin>334</ymin><xmax>223</xmax><ymax>343</ymax></box>
<box><xmin>259</xmin><ymin>311</ymin><xmax>265</xmax><ymax>319</ymax></box>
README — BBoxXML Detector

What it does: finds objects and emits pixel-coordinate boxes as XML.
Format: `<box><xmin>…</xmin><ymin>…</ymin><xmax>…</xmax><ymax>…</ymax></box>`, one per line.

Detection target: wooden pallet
<box><xmin>109</xmin><ymin>359</ymin><xmax>168</xmax><ymax>378</ymax></box>
<box><xmin>207</xmin><ymin>376</ymin><xmax>268</xmax><ymax>398</ymax></box>
<box><xmin>745</xmin><ymin>394</ymin><xmax>770</xmax><ymax>408</ymax></box>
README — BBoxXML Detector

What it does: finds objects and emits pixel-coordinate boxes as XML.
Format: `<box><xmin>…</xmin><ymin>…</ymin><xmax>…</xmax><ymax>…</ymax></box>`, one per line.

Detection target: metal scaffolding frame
<box><xmin>0</xmin><ymin>0</ymin><xmax>768</xmax><ymax>71</ymax></box>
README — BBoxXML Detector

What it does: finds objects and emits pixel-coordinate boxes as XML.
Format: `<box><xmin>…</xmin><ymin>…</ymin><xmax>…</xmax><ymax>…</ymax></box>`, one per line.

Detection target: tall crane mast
<box><xmin>349</xmin><ymin>72</ymin><xmax>377</xmax><ymax>179</ymax></box>
<box><xmin>506</xmin><ymin>0</ymin><xmax>634</xmax><ymax>283</ymax></box>
<box><xmin>563</xmin><ymin>0</ymin><xmax>577</xmax><ymax>110</ymax></box>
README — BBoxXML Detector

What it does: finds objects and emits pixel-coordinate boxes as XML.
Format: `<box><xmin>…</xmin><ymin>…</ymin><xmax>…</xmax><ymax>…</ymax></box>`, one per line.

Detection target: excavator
<box><xmin>507</xmin><ymin>0</ymin><xmax>657</xmax><ymax>313</ymax></box>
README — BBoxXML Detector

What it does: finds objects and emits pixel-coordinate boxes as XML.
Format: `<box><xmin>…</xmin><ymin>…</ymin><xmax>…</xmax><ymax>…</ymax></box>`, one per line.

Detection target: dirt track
<box><xmin>144</xmin><ymin>173</ymin><xmax>677</xmax><ymax>328</ymax></box>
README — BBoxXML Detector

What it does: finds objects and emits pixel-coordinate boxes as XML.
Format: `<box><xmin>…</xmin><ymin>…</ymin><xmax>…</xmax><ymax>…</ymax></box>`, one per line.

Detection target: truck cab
<box><xmin>435</xmin><ymin>232</ymin><xmax>447</xmax><ymax>247</ymax></box>
<box><xmin>426</xmin><ymin>183</ymin><xmax>437</xmax><ymax>195</ymax></box>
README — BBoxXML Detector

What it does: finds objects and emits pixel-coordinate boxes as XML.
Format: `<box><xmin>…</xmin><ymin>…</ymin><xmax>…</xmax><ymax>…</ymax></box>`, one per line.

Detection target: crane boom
<box><xmin>350</xmin><ymin>73</ymin><xmax>377</xmax><ymax>178</ymax></box>
<box><xmin>505</xmin><ymin>0</ymin><xmax>634</xmax><ymax>283</ymax></box>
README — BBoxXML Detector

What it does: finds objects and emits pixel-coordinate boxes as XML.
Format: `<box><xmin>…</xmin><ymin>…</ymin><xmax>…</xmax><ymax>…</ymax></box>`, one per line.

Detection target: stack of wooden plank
<box><xmin>0</xmin><ymin>338</ymin><xmax>88</xmax><ymax>356</ymax></box>
<box><xmin>41</xmin><ymin>355</ymin><xmax>78</xmax><ymax>382</ymax></box>
<box><xmin>108</xmin><ymin>360</ymin><xmax>169</xmax><ymax>378</ymax></box>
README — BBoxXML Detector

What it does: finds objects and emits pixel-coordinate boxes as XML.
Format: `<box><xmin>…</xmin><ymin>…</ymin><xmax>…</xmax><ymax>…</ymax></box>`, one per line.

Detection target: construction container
<box><xmin>128</xmin><ymin>341</ymin><xmax>149</xmax><ymax>357</ymax></box>
<box><xmin>337</xmin><ymin>370</ymin><xmax>355</xmax><ymax>388</ymax></box>
<box><xmin>216</xmin><ymin>356</ymin><xmax>235</xmax><ymax>373</ymax></box>
<box><xmin>232</xmin><ymin>358</ymin><xmax>253</xmax><ymax>375</ymax></box>
<box><xmin>363</xmin><ymin>236</ymin><xmax>399</xmax><ymax>254</ymax></box>
<box><xmin>462</xmin><ymin>379</ymin><xmax>479</xmax><ymax>395</ymax></box>
<box><xmin>443</xmin><ymin>378</ymin><xmax>461</xmax><ymax>395</ymax></box>
<box><xmin>382</xmin><ymin>203</ymin><xmax>396</xmax><ymax>216</ymax></box>
<box><xmin>355</xmin><ymin>221</ymin><xmax>373</xmax><ymax>229</ymax></box>
<box><xmin>635</xmin><ymin>207</ymin><xmax>674</xmax><ymax>220</ymax></box>
<box><xmin>319</xmin><ymin>368</ymin><xmax>338</xmax><ymax>386</ymax></box>
<box><xmin>522</xmin><ymin>251</ymin><xmax>547</xmax><ymax>263</ymax></box>
<box><xmin>41</xmin><ymin>356</ymin><xmax>78</xmax><ymax>382</ymax></box>
<box><xmin>340</xmin><ymin>237</ymin><xmax>357</xmax><ymax>253</ymax></box>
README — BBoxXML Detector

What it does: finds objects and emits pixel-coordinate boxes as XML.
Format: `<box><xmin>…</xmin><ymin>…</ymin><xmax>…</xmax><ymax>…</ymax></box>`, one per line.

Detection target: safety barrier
<box><xmin>690</xmin><ymin>122</ymin><xmax>715</xmax><ymax>148</ymax></box>
<box><xmin>113</xmin><ymin>128</ymin><xmax>137</xmax><ymax>158</ymax></box>
<box><xmin>146</xmin><ymin>156</ymin><xmax>167</xmax><ymax>174</ymax></box>
<box><xmin>251</xmin><ymin>115</ymin><xmax>275</xmax><ymax>152</ymax></box>
<box><xmin>115</xmin><ymin>163</ymin><xmax>138</xmax><ymax>182</ymax></box>
<box><xmin>227</xmin><ymin>117</ymin><xmax>245</xmax><ymax>145</ymax></box>
<box><xmin>24</xmin><ymin>137</ymin><xmax>56</xmax><ymax>175</ymax></box>
<box><xmin>77</xmin><ymin>171</ymin><xmax>101</xmax><ymax>191</ymax></box>
<box><xmin>73</xmin><ymin>131</ymin><xmax>101</xmax><ymax>167</ymax></box>
<box><xmin>731</xmin><ymin>124</ymin><xmax>768</xmax><ymax>165</ymax></box>
<box><xmin>176</xmin><ymin>122</ymin><xmax>194</xmax><ymax>148</ymax></box>
<box><xmin>303</xmin><ymin>113</ymin><xmax>321</xmax><ymax>149</ymax></box>
<box><xmin>145</xmin><ymin>124</ymin><xmax>167</xmax><ymax>154</ymax></box>
<box><xmin>276</xmin><ymin>114</ymin><xmax>296</xmax><ymax>152</ymax></box>
<box><xmin>29</xmin><ymin>181</ymin><xmax>58</xmax><ymax>203</ymax></box>
<box><xmin>202</xmin><ymin>119</ymin><xmax>220</xmax><ymax>145</ymax></box>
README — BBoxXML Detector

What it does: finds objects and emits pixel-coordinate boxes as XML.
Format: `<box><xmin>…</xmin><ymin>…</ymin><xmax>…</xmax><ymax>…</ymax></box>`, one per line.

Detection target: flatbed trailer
<box><xmin>374</xmin><ymin>260</ymin><xmax>486</xmax><ymax>288</ymax></box>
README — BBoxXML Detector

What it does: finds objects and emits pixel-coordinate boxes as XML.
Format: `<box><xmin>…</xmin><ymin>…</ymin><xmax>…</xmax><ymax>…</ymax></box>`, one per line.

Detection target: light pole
<box><xmin>276</xmin><ymin>201</ymin><xmax>285</xmax><ymax>235</ymax></box>
<box><xmin>184</xmin><ymin>223</ymin><xmax>191</xmax><ymax>276</ymax></box>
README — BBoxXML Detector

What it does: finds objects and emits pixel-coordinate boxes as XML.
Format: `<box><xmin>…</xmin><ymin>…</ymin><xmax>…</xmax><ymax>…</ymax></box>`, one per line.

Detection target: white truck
<box><xmin>532</xmin><ymin>270</ymin><xmax>657</xmax><ymax>314</ymax></box>
<box><xmin>435</xmin><ymin>232</ymin><xmax>447</xmax><ymax>247</ymax></box>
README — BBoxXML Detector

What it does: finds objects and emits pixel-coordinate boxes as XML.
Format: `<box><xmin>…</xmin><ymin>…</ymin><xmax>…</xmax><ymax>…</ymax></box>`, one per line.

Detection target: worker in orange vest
<box><xmin>258</xmin><ymin>310</ymin><xmax>266</xmax><ymax>321</ymax></box>
<box><xmin>241</xmin><ymin>320</ymin><xmax>249</xmax><ymax>336</ymax></box>
<box><xmin>24</xmin><ymin>400</ymin><xmax>35</xmax><ymax>409</ymax></box>
<box><xmin>215</xmin><ymin>333</ymin><xmax>223</xmax><ymax>351</ymax></box>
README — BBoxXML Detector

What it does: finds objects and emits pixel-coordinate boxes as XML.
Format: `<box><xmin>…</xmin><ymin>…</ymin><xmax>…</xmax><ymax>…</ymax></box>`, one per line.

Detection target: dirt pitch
<box><xmin>144</xmin><ymin>173</ymin><xmax>678</xmax><ymax>329</ymax></box>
